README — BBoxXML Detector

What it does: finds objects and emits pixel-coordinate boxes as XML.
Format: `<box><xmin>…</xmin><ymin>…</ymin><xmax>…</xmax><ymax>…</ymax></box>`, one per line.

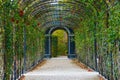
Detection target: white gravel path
<box><xmin>23</xmin><ymin>56</ymin><xmax>100</xmax><ymax>80</ymax></box>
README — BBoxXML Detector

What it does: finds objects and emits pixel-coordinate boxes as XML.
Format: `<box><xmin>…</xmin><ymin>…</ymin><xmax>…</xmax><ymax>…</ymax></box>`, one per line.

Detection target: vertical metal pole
<box><xmin>68</xmin><ymin>35</ymin><xmax>70</xmax><ymax>57</ymax></box>
<box><xmin>110</xmin><ymin>52</ymin><xmax>113</xmax><ymax>80</ymax></box>
<box><xmin>118</xmin><ymin>40</ymin><xmax>120</xmax><ymax>79</ymax></box>
<box><xmin>13</xmin><ymin>56</ymin><xmax>16</xmax><ymax>80</ymax></box>
<box><xmin>23</xmin><ymin>26</ymin><xmax>27</xmax><ymax>73</ymax></box>
<box><xmin>49</xmin><ymin>35</ymin><xmax>51</xmax><ymax>57</ymax></box>
<box><xmin>3</xmin><ymin>4</ymin><xmax>6</xmax><ymax>80</ymax></box>
<box><xmin>94</xmin><ymin>16</ymin><xmax>98</xmax><ymax>71</ymax></box>
<box><xmin>3</xmin><ymin>2</ymin><xmax>7</xmax><ymax>79</ymax></box>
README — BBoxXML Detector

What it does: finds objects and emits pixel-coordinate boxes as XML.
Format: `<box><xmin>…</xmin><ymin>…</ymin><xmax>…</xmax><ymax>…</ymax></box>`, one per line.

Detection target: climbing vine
<box><xmin>74</xmin><ymin>0</ymin><xmax>120</xmax><ymax>80</ymax></box>
<box><xmin>0</xmin><ymin>0</ymin><xmax>119</xmax><ymax>80</ymax></box>
<box><xmin>0</xmin><ymin>0</ymin><xmax>45</xmax><ymax>79</ymax></box>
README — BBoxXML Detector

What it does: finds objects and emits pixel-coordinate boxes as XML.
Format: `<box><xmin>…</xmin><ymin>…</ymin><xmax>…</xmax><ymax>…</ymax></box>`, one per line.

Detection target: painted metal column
<box><xmin>49</xmin><ymin>35</ymin><xmax>51</xmax><ymax>57</ymax></box>
<box><xmin>68</xmin><ymin>35</ymin><xmax>71</xmax><ymax>57</ymax></box>
<box><xmin>23</xmin><ymin>26</ymin><xmax>27</xmax><ymax>73</ymax></box>
<box><xmin>68</xmin><ymin>34</ymin><xmax>76</xmax><ymax>58</ymax></box>
<box><xmin>94</xmin><ymin>15</ymin><xmax>98</xmax><ymax>71</ymax></box>
<box><xmin>13</xmin><ymin>56</ymin><xmax>17</xmax><ymax>80</ymax></box>
<box><xmin>45</xmin><ymin>34</ymin><xmax>51</xmax><ymax>58</ymax></box>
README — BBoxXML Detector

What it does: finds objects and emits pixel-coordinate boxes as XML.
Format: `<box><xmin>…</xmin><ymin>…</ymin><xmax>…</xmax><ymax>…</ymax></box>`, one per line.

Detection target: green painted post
<box><xmin>23</xmin><ymin>26</ymin><xmax>27</xmax><ymax>73</ymax></box>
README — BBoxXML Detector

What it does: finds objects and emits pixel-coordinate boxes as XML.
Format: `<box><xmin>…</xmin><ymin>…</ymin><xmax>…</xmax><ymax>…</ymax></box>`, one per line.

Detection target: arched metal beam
<box><xmin>19</xmin><ymin>0</ymin><xmax>94</xmax><ymax>29</ymax></box>
<box><xmin>41</xmin><ymin>20</ymin><xmax>77</xmax><ymax>28</ymax></box>
<box><xmin>29</xmin><ymin>2</ymin><xmax>86</xmax><ymax>16</ymax></box>
<box><xmin>20</xmin><ymin>0</ymin><xmax>93</xmax><ymax>17</ymax></box>
<box><xmin>38</xmin><ymin>12</ymin><xmax>80</xmax><ymax>27</ymax></box>
<box><xmin>38</xmin><ymin>11</ymin><xmax>79</xmax><ymax>19</ymax></box>
<box><xmin>48</xmin><ymin>26</ymin><xmax>71</xmax><ymax>34</ymax></box>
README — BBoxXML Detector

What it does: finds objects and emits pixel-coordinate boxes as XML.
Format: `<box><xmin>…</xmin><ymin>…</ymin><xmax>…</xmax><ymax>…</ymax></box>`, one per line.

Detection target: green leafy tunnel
<box><xmin>0</xmin><ymin>0</ymin><xmax>120</xmax><ymax>80</ymax></box>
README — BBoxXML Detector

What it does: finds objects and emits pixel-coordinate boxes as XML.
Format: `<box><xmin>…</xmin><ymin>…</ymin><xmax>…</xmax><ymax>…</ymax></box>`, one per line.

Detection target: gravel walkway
<box><xmin>23</xmin><ymin>56</ymin><xmax>100</xmax><ymax>80</ymax></box>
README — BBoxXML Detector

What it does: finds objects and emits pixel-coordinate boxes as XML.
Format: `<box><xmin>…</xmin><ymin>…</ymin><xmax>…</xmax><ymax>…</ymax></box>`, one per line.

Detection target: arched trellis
<box><xmin>41</xmin><ymin>20</ymin><xmax>78</xmax><ymax>28</ymax></box>
<box><xmin>1</xmin><ymin>0</ymin><xmax>119</xmax><ymax>80</ymax></box>
<box><xmin>38</xmin><ymin>11</ymin><xmax>80</xmax><ymax>21</ymax></box>
<box><xmin>36</xmin><ymin>11</ymin><xmax>81</xmax><ymax>26</ymax></box>
<box><xmin>19</xmin><ymin>0</ymin><xmax>90</xmax><ymax>29</ymax></box>
<box><xmin>45</xmin><ymin>26</ymin><xmax>76</xmax><ymax>58</ymax></box>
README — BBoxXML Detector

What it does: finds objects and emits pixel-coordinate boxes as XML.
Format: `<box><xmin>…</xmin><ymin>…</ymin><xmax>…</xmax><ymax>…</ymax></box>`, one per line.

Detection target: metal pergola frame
<box><xmin>21</xmin><ymin>0</ymin><xmax>88</xmax><ymax>29</ymax></box>
<box><xmin>1</xmin><ymin>0</ymin><xmax>119</xmax><ymax>80</ymax></box>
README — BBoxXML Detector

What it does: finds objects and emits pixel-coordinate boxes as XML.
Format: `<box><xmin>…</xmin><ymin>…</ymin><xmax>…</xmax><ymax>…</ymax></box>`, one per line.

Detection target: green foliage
<box><xmin>52</xmin><ymin>36</ymin><xmax>58</xmax><ymax>57</ymax></box>
<box><xmin>0</xmin><ymin>0</ymin><xmax>45</xmax><ymax>79</ymax></box>
<box><xmin>74</xmin><ymin>1</ymin><xmax>120</xmax><ymax>79</ymax></box>
<box><xmin>0</xmin><ymin>0</ymin><xmax>119</xmax><ymax>80</ymax></box>
<box><xmin>52</xmin><ymin>30</ymin><xmax>68</xmax><ymax>56</ymax></box>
